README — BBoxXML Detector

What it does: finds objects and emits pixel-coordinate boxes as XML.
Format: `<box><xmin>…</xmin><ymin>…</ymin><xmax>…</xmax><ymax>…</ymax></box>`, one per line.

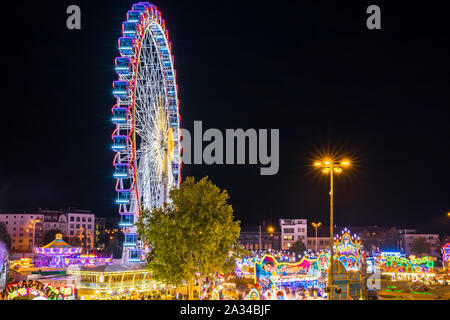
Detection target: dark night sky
<box><xmin>1</xmin><ymin>1</ymin><xmax>449</xmax><ymax>234</ymax></box>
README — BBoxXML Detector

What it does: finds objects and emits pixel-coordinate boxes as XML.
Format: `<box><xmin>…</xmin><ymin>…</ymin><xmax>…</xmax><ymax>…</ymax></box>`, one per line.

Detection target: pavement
<box><xmin>377</xmin><ymin>279</ymin><xmax>450</xmax><ymax>300</ymax></box>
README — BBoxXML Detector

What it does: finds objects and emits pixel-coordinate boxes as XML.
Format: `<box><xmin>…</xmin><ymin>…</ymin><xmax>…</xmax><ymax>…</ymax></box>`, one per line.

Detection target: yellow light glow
<box><xmin>322</xmin><ymin>168</ymin><xmax>330</xmax><ymax>174</ymax></box>
<box><xmin>340</xmin><ymin>159</ymin><xmax>351</xmax><ymax>167</ymax></box>
<box><xmin>314</xmin><ymin>162</ymin><xmax>322</xmax><ymax>167</ymax></box>
<box><xmin>267</xmin><ymin>226</ymin><xmax>275</xmax><ymax>233</ymax></box>
<box><xmin>334</xmin><ymin>167</ymin><xmax>343</xmax><ymax>174</ymax></box>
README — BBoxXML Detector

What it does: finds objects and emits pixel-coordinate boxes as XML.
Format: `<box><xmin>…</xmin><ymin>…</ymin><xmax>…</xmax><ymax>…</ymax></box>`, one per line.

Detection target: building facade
<box><xmin>66</xmin><ymin>209</ymin><xmax>95</xmax><ymax>251</ymax></box>
<box><xmin>41</xmin><ymin>210</ymin><xmax>68</xmax><ymax>235</ymax></box>
<box><xmin>306</xmin><ymin>226</ymin><xmax>331</xmax><ymax>252</ymax></box>
<box><xmin>398</xmin><ymin>229</ymin><xmax>441</xmax><ymax>256</ymax></box>
<box><xmin>238</xmin><ymin>227</ymin><xmax>281</xmax><ymax>251</ymax></box>
<box><xmin>0</xmin><ymin>213</ymin><xmax>44</xmax><ymax>252</ymax></box>
<box><xmin>95</xmin><ymin>217</ymin><xmax>106</xmax><ymax>250</ymax></box>
<box><xmin>0</xmin><ymin>209</ymin><xmax>96</xmax><ymax>252</ymax></box>
<box><xmin>279</xmin><ymin>219</ymin><xmax>308</xmax><ymax>250</ymax></box>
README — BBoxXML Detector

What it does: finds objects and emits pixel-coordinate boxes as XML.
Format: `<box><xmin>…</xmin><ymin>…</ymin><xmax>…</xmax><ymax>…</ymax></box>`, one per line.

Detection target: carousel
<box><xmin>34</xmin><ymin>234</ymin><xmax>82</xmax><ymax>268</ymax></box>
<box><xmin>34</xmin><ymin>234</ymin><xmax>113</xmax><ymax>268</ymax></box>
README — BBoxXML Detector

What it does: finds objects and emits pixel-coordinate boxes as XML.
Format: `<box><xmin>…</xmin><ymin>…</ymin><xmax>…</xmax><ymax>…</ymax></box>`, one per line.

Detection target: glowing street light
<box><xmin>26</xmin><ymin>219</ymin><xmax>41</xmax><ymax>249</ymax></box>
<box><xmin>313</xmin><ymin>157</ymin><xmax>351</xmax><ymax>300</ymax></box>
<box><xmin>312</xmin><ymin>222</ymin><xmax>322</xmax><ymax>253</ymax></box>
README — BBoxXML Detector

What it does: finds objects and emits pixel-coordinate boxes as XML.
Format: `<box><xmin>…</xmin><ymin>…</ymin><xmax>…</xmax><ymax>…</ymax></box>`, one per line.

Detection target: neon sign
<box><xmin>442</xmin><ymin>243</ymin><xmax>450</xmax><ymax>263</ymax></box>
<box><xmin>1</xmin><ymin>280</ymin><xmax>65</xmax><ymax>300</ymax></box>
<box><xmin>334</xmin><ymin>229</ymin><xmax>364</xmax><ymax>272</ymax></box>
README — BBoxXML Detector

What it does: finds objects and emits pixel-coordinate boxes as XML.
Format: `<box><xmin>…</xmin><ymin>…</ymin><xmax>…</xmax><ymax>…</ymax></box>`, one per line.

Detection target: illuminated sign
<box><xmin>1</xmin><ymin>280</ymin><xmax>65</xmax><ymax>300</ymax></box>
<box><xmin>442</xmin><ymin>243</ymin><xmax>450</xmax><ymax>263</ymax></box>
<box><xmin>317</xmin><ymin>252</ymin><xmax>330</xmax><ymax>272</ymax></box>
<box><xmin>334</xmin><ymin>229</ymin><xmax>364</xmax><ymax>272</ymax></box>
<box><xmin>254</xmin><ymin>255</ymin><xmax>319</xmax><ymax>292</ymax></box>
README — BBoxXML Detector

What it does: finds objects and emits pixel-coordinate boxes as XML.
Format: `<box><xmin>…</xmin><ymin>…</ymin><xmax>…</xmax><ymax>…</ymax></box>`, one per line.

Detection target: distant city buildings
<box><xmin>398</xmin><ymin>229</ymin><xmax>441</xmax><ymax>256</ymax></box>
<box><xmin>279</xmin><ymin>219</ymin><xmax>307</xmax><ymax>250</ymax></box>
<box><xmin>306</xmin><ymin>226</ymin><xmax>330</xmax><ymax>252</ymax></box>
<box><xmin>0</xmin><ymin>208</ymin><xmax>97</xmax><ymax>252</ymax></box>
<box><xmin>238</xmin><ymin>227</ymin><xmax>281</xmax><ymax>251</ymax></box>
<box><xmin>0</xmin><ymin>213</ymin><xmax>44</xmax><ymax>252</ymax></box>
<box><xmin>95</xmin><ymin>217</ymin><xmax>106</xmax><ymax>250</ymax></box>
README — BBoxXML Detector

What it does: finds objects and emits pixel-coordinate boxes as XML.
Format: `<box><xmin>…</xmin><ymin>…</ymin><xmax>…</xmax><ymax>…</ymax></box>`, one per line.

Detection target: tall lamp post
<box><xmin>312</xmin><ymin>222</ymin><xmax>322</xmax><ymax>253</ymax></box>
<box><xmin>314</xmin><ymin>157</ymin><xmax>350</xmax><ymax>300</ymax></box>
<box><xmin>26</xmin><ymin>219</ymin><xmax>41</xmax><ymax>249</ymax></box>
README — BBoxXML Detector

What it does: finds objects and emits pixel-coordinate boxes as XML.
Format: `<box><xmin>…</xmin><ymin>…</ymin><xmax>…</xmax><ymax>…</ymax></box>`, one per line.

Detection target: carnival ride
<box><xmin>442</xmin><ymin>243</ymin><xmax>450</xmax><ymax>269</ymax></box>
<box><xmin>34</xmin><ymin>234</ymin><xmax>82</xmax><ymax>268</ymax></box>
<box><xmin>111</xmin><ymin>2</ymin><xmax>181</xmax><ymax>264</ymax></box>
<box><xmin>34</xmin><ymin>234</ymin><xmax>112</xmax><ymax>268</ymax></box>
<box><xmin>246</xmin><ymin>229</ymin><xmax>367</xmax><ymax>300</ymax></box>
<box><xmin>253</xmin><ymin>254</ymin><xmax>325</xmax><ymax>300</ymax></box>
<box><xmin>375</xmin><ymin>253</ymin><xmax>436</xmax><ymax>282</ymax></box>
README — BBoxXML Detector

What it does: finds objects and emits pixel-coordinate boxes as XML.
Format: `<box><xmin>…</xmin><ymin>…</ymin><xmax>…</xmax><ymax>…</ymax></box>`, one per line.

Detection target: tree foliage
<box><xmin>409</xmin><ymin>237</ymin><xmax>431</xmax><ymax>256</ymax></box>
<box><xmin>289</xmin><ymin>239</ymin><xmax>306</xmax><ymax>255</ymax></box>
<box><xmin>0</xmin><ymin>222</ymin><xmax>11</xmax><ymax>250</ymax></box>
<box><xmin>136</xmin><ymin>177</ymin><xmax>242</xmax><ymax>287</ymax></box>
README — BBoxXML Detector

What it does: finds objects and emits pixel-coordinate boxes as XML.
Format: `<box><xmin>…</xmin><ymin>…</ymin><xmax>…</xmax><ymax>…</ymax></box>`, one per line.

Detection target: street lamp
<box><xmin>314</xmin><ymin>157</ymin><xmax>351</xmax><ymax>300</ymax></box>
<box><xmin>26</xmin><ymin>219</ymin><xmax>41</xmax><ymax>249</ymax></box>
<box><xmin>312</xmin><ymin>222</ymin><xmax>322</xmax><ymax>253</ymax></box>
<box><xmin>78</xmin><ymin>227</ymin><xmax>86</xmax><ymax>253</ymax></box>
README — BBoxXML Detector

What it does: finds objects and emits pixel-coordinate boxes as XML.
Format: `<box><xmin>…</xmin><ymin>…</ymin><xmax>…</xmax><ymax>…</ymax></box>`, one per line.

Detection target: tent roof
<box><xmin>42</xmin><ymin>234</ymin><xmax>73</xmax><ymax>249</ymax></box>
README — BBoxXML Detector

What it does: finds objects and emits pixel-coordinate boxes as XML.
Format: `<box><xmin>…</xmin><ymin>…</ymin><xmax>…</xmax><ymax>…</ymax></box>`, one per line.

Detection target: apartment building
<box><xmin>0</xmin><ymin>208</ymin><xmax>96</xmax><ymax>252</ymax></box>
<box><xmin>398</xmin><ymin>229</ymin><xmax>441</xmax><ymax>256</ymax></box>
<box><xmin>279</xmin><ymin>219</ymin><xmax>308</xmax><ymax>250</ymax></box>
<box><xmin>66</xmin><ymin>209</ymin><xmax>95</xmax><ymax>251</ymax></box>
<box><xmin>306</xmin><ymin>226</ymin><xmax>331</xmax><ymax>252</ymax></box>
<box><xmin>0</xmin><ymin>213</ymin><xmax>44</xmax><ymax>252</ymax></box>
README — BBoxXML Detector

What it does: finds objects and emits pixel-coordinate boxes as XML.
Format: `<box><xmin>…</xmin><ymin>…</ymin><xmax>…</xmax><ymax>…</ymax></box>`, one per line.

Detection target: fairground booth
<box><xmin>67</xmin><ymin>264</ymin><xmax>165</xmax><ymax>300</ymax></box>
<box><xmin>442</xmin><ymin>243</ymin><xmax>450</xmax><ymax>269</ymax></box>
<box><xmin>250</xmin><ymin>228</ymin><xmax>367</xmax><ymax>300</ymax></box>
<box><xmin>1</xmin><ymin>279</ymin><xmax>76</xmax><ymax>300</ymax></box>
<box><xmin>375</xmin><ymin>252</ymin><xmax>436</xmax><ymax>282</ymax></box>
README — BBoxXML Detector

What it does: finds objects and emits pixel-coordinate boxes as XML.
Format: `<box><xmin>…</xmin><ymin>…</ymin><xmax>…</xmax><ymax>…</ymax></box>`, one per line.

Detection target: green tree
<box><xmin>289</xmin><ymin>239</ymin><xmax>306</xmax><ymax>255</ymax></box>
<box><xmin>0</xmin><ymin>222</ymin><xmax>12</xmax><ymax>250</ymax></box>
<box><xmin>409</xmin><ymin>237</ymin><xmax>431</xmax><ymax>256</ymax></box>
<box><xmin>136</xmin><ymin>177</ymin><xmax>242</xmax><ymax>300</ymax></box>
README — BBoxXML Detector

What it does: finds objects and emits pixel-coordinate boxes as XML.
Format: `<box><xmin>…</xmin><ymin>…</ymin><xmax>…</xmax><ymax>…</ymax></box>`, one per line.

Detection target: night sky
<box><xmin>1</xmin><ymin>1</ymin><xmax>449</xmax><ymax>234</ymax></box>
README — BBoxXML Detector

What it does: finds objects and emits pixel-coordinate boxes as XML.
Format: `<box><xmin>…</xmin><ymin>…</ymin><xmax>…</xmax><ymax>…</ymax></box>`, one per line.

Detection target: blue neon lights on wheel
<box><xmin>111</xmin><ymin>2</ymin><xmax>181</xmax><ymax>263</ymax></box>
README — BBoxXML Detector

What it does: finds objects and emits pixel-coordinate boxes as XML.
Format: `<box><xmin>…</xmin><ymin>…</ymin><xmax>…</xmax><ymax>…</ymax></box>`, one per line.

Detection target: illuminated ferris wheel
<box><xmin>111</xmin><ymin>2</ymin><xmax>181</xmax><ymax>263</ymax></box>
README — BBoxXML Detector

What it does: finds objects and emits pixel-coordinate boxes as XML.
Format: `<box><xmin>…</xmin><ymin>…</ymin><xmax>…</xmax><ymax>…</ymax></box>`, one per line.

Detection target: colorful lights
<box><xmin>111</xmin><ymin>2</ymin><xmax>182</xmax><ymax>263</ymax></box>
<box><xmin>334</xmin><ymin>229</ymin><xmax>364</xmax><ymax>272</ymax></box>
